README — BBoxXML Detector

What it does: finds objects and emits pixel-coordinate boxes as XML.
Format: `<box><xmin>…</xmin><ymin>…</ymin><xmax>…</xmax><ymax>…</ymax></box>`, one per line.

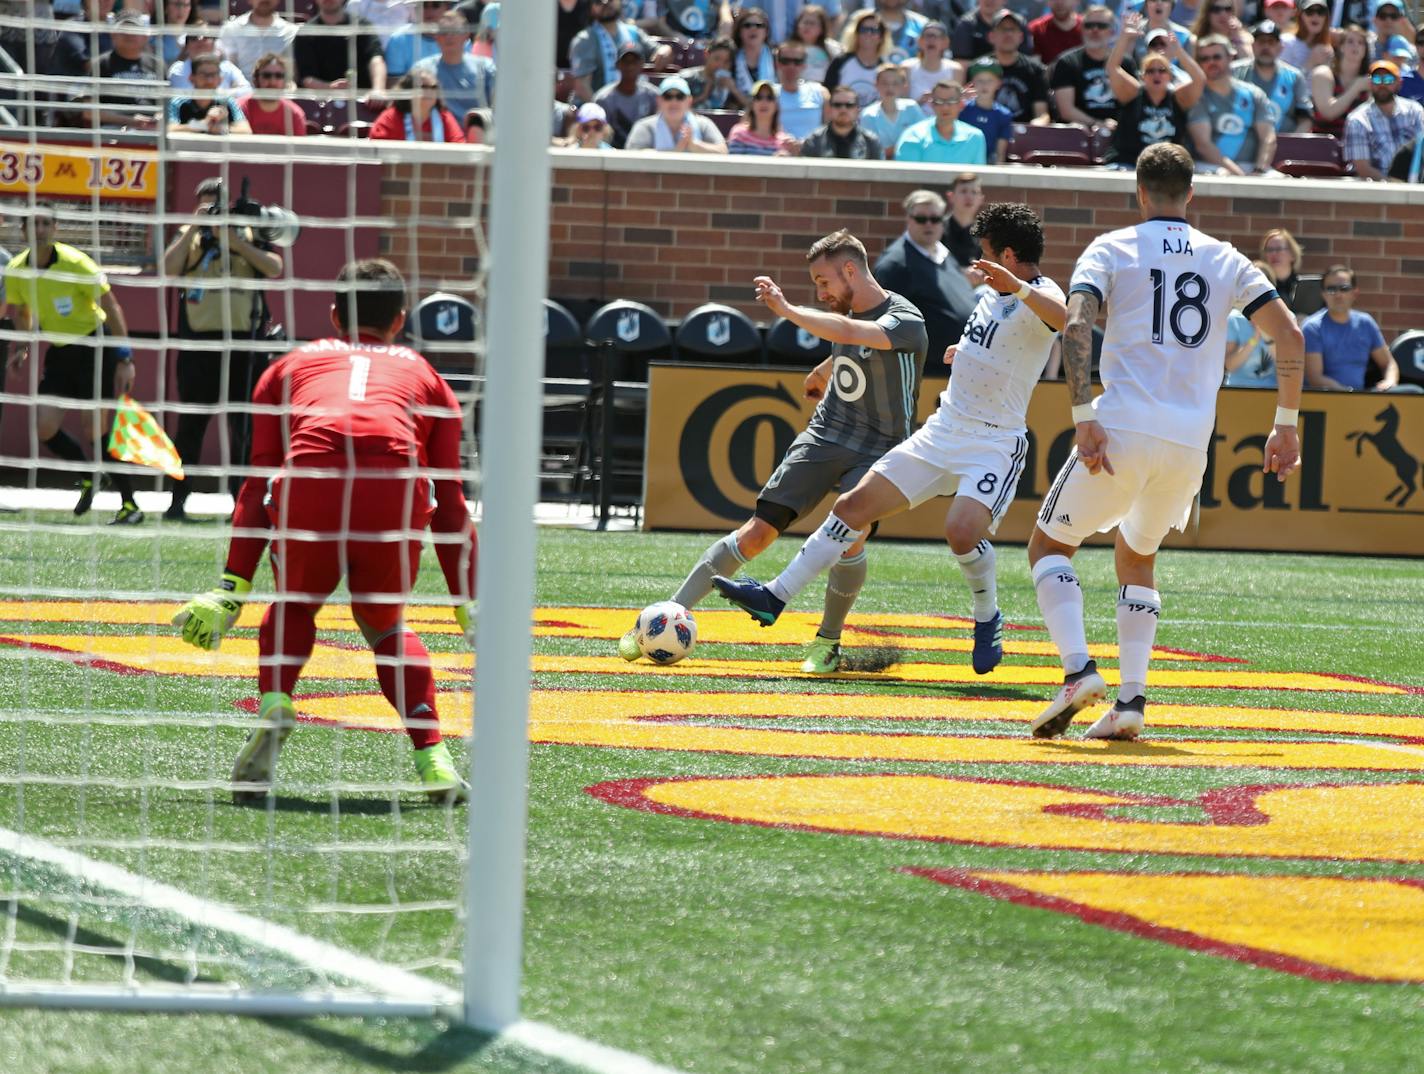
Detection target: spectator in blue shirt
<box><xmin>1225</xmin><ymin>308</ymin><xmax>1277</xmax><ymax>387</ymax></box>
<box><xmin>895</xmin><ymin>78</ymin><xmax>988</xmax><ymax>162</ymax></box>
<box><xmin>1301</xmin><ymin>265</ymin><xmax>1400</xmax><ymax>390</ymax></box>
<box><xmin>861</xmin><ymin>62</ymin><xmax>927</xmax><ymax>158</ymax></box>
<box><xmin>960</xmin><ymin>59</ymin><xmax>1014</xmax><ymax>161</ymax></box>
<box><xmin>384</xmin><ymin>0</ymin><xmax>447</xmax><ymax>76</ymax></box>
<box><xmin>413</xmin><ymin>11</ymin><xmax>495</xmax><ymax>120</ymax></box>
<box><xmin>1231</xmin><ymin>20</ymin><xmax>1312</xmax><ymax>131</ymax></box>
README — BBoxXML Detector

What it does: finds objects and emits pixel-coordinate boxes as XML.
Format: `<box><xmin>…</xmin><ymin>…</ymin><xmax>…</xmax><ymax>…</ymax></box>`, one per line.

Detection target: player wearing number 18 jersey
<box><xmin>714</xmin><ymin>205</ymin><xmax>1065</xmax><ymax>675</ymax></box>
<box><xmin>1028</xmin><ymin>143</ymin><xmax>1304</xmax><ymax>741</ymax></box>
<box><xmin>172</xmin><ymin>259</ymin><xmax>479</xmax><ymax>803</ymax></box>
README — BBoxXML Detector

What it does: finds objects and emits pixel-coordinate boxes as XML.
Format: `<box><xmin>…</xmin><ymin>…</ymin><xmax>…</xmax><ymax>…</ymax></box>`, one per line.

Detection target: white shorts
<box><xmin>869</xmin><ymin>411</ymin><xmax>1029</xmax><ymax>533</ymax></box>
<box><xmin>1036</xmin><ymin>427</ymin><xmax>1208</xmax><ymax>555</ymax></box>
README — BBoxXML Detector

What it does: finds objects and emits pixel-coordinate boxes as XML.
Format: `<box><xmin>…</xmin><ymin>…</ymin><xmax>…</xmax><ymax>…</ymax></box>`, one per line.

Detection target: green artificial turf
<box><xmin>0</xmin><ymin>518</ymin><xmax>1421</xmax><ymax>1074</ymax></box>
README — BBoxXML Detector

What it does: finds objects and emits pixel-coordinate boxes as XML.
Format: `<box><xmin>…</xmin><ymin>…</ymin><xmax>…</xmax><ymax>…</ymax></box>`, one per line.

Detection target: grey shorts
<box><xmin>758</xmin><ymin>431</ymin><xmax>882</xmax><ymax>524</ymax></box>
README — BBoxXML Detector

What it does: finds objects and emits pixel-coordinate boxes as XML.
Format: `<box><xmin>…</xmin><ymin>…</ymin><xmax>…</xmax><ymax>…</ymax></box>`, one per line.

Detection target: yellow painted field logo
<box><xmin>4</xmin><ymin>600</ymin><xmax>1423</xmax><ymax>985</ymax></box>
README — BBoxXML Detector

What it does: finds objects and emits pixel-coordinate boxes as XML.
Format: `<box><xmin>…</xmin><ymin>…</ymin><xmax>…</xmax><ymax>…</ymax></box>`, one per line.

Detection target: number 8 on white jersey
<box><xmin>1070</xmin><ymin>217</ymin><xmax>1277</xmax><ymax>453</ymax></box>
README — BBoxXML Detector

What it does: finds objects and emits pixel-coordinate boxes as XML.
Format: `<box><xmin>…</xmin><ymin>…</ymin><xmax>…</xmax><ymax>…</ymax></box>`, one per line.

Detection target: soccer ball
<box><xmin>636</xmin><ymin>601</ymin><xmax>697</xmax><ymax>665</ymax></box>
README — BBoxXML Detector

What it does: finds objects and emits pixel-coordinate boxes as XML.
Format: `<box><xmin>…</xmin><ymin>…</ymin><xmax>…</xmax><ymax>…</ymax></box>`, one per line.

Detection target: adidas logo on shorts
<box><xmin>1056</xmin><ymin>513</ymin><xmax>1071</xmax><ymax>525</ymax></box>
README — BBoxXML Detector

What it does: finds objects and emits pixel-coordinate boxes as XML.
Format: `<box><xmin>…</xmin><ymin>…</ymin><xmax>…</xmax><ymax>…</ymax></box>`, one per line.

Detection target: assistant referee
<box><xmin>5</xmin><ymin>204</ymin><xmax>144</xmax><ymax>524</ymax></box>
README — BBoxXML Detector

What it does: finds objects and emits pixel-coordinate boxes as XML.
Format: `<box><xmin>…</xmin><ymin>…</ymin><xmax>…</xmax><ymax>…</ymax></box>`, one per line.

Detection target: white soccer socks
<box><xmin>767</xmin><ymin>512</ymin><xmax>866</xmax><ymax>604</ymax></box>
<box><xmin>1116</xmin><ymin>584</ymin><xmax>1162</xmax><ymax>703</ymax></box>
<box><xmin>954</xmin><ymin>539</ymin><xmax>998</xmax><ymax>622</ymax></box>
<box><xmin>1032</xmin><ymin>554</ymin><xmax>1090</xmax><ymax>676</ymax></box>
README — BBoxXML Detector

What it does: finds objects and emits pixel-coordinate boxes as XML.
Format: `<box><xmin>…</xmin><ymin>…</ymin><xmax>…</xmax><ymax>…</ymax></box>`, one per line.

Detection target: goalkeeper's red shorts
<box><xmin>265</xmin><ymin>458</ymin><xmax>435</xmax><ymax>608</ymax></box>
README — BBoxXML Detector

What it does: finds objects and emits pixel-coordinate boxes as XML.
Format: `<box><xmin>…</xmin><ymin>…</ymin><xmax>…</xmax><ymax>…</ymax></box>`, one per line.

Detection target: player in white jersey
<box><xmin>713</xmin><ymin>204</ymin><xmax>1065</xmax><ymax>675</ymax></box>
<box><xmin>1027</xmin><ymin>143</ymin><xmax>1304</xmax><ymax>741</ymax></box>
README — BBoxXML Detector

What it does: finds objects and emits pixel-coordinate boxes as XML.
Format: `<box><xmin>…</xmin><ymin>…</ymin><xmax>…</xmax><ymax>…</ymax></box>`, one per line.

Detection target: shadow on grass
<box><xmin>260</xmin><ymin>1018</ymin><xmax>508</xmax><ymax>1073</ymax></box>
<box><xmin>224</xmin><ymin>794</ymin><xmax>450</xmax><ymax>816</ymax></box>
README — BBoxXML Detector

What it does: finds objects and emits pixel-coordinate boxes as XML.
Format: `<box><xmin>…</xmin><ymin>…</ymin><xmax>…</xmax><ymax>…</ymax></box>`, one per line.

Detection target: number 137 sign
<box><xmin>0</xmin><ymin>141</ymin><xmax>157</xmax><ymax>201</ymax></box>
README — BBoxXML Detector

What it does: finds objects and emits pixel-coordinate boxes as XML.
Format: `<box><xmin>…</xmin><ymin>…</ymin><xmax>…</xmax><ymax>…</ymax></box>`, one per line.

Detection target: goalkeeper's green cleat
<box><xmin>231</xmin><ymin>692</ymin><xmax>297</xmax><ymax>803</ymax></box>
<box><xmin>412</xmin><ymin>741</ymin><xmax>469</xmax><ymax>805</ymax></box>
<box><xmin>617</xmin><ymin>626</ymin><xmax>642</xmax><ymax>662</ymax></box>
<box><xmin>801</xmin><ymin>635</ymin><xmax>843</xmax><ymax>675</ymax></box>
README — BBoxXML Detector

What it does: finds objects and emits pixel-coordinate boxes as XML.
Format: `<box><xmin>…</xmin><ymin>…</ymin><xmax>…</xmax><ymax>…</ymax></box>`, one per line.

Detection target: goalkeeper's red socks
<box><xmin>374</xmin><ymin>630</ymin><xmax>440</xmax><ymax>750</ymax></box>
<box><xmin>258</xmin><ymin>603</ymin><xmax>317</xmax><ymax>695</ymax></box>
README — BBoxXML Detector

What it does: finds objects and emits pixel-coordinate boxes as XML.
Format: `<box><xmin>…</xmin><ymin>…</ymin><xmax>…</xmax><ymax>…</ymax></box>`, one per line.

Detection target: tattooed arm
<box><xmin>1064</xmin><ymin>290</ymin><xmax>1113</xmax><ymax>476</ymax></box>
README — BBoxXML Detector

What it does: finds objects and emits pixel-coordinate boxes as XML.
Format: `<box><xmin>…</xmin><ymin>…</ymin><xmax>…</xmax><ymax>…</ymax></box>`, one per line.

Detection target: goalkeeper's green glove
<box><xmin>453</xmin><ymin>599</ymin><xmax>477</xmax><ymax>648</ymax></box>
<box><xmin>172</xmin><ymin>573</ymin><xmax>252</xmax><ymax>651</ymax></box>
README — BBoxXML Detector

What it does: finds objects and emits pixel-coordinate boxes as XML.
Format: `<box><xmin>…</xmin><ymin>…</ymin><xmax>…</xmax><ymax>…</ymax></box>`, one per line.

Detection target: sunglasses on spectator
<box><xmin>1197</xmin><ymin>51</ymin><xmax>1228</xmax><ymax>61</ymax></box>
<box><xmin>580</xmin><ymin>120</ymin><xmax>605</xmax><ymax>131</ymax></box>
<box><xmin>930</xmin><ymin>95</ymin><xmax>961</xmax><ymax>105</ymax></box>
<box><xmin>858</xmin><ymin>23</ymin><xmax>884</xmax><ymax>34</ymax></box>
<box><xmin>910</xmin><ymin>214</ymin><xmax>944</xmax><ymax>224</ymax></box>
<box><xmin>1376</xmin><ymin>9</ymin><xmax>1401</xmax><ymax>17</ymax></box>
<box><xmin>830</xmin><ymin>99</ymin><xmax>858</xmax><ymax>108</ymax></box>
<box><xmin>1372</xmin><ymin>72</ymin><xmax>1398</xmax><ymax>83</ymax></box>
<box><xmin>741</xmin><ymin>20</ymin><xmax>767</xmax><ymax>28</ymax></box>
<box><xmin>1144</xmin><ymin>65</ymin><xmax>1171</xmax><ymax>74</ymax></box>
<box><xmin>778</xmin><ymin>55</ymin><xmax>806</xmax><ymax>64</ymax></box>
<box><xmin>1264</xmin><ymin>244</ymin><xmax>1290</xmax><ymax>253</ymax></box>
<box><xmin>1323</xmin><ymin>284</ymin><xmax>1354</xmax><ymax>293</ymax></box>
<box><xmin>754</xmin><ymin>93</ymin><xmax>776</xmax><ymax>101</ymax></box>
<box><xmin>257</xmin><ymin>68</ymin><xmax>285</xmax><ymax>78</ymax></box>
<box><xmin>1083</xmin><ymin>21</ymin><xmax>1113</xmax><ymax>29</ymax></box>
<box><xmin>661</xmin><ymin>91</ymin><xmax>688</xmax><ymax>100</ymax></box>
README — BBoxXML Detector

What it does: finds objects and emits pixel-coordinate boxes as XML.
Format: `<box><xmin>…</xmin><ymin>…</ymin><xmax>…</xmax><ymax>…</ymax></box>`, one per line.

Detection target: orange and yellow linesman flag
<box><xmin>107</xmin><ymin>394</ymin><xmax>184</xmax><ymax>480</ymax></box>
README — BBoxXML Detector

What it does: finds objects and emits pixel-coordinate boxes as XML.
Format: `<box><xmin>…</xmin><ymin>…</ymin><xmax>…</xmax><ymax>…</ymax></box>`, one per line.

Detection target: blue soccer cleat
<box><xmin>711</xmin><ymin>575</ymin><xmax>785</xmax><ymax>627</ymax></box>
<box><xmin>972</xmin><ymin>610</ymin><xmax>1004</xmax><ymax>675</ymax></box>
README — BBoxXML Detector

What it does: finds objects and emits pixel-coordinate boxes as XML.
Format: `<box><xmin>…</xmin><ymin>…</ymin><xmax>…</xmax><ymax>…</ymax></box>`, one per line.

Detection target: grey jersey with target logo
<box><xmin>806</xmin><ymin>291</ymin><xmax>928</xmax><ymax>457</ymax></box>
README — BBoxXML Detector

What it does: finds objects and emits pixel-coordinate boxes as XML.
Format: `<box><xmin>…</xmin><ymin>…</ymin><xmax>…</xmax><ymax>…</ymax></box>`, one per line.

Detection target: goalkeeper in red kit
<box><xmin>172</xmin><ymin>259</ymin><xmax>478</xmax><ymax>804</ymax></box>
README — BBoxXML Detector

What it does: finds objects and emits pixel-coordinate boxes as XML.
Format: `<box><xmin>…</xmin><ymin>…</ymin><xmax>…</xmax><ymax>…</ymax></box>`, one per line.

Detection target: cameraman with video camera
<box><xmin>162</xmin><ymin>177</ymin><xmax>283</xmax><ymax>522</ymax></box>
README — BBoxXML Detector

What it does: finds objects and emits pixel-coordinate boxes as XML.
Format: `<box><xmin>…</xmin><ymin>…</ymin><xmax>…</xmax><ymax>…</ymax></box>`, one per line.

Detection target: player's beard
<box><xmin>821</xmin><ymin>283</ymin><xmax>853</xmax><ymax>314</ymax></box>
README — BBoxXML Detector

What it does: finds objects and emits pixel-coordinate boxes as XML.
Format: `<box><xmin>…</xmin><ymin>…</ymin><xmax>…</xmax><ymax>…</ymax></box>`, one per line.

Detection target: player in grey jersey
<box><xmin>714</xmin><ymin>204</ymin><xmax>1066</xmax><ymax>676</ymax></box>
<box><xmin>617</xmin><ymin>230</ymin><xmax>928</xmax><ymax>674</ymax></box>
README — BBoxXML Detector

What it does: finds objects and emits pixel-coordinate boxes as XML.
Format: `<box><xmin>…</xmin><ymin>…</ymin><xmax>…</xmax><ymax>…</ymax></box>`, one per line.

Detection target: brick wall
<box><xmin>381</xmin><ymin>150</ymin><xmax>1424</xmax><ymax>340</ymax></box>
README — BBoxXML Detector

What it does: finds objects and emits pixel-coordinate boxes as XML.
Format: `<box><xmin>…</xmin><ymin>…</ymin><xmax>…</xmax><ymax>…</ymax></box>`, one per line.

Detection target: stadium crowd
<box><xmin>2</xmin><ymin>0</ymin><xmax>1423</xmax><ymax>174</ymax></box>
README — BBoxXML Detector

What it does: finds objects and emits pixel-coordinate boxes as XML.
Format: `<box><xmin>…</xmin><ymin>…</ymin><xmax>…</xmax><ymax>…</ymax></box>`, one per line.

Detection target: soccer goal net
<box><xmin>0</xmin><ymin>2</ymin><xmax>550</xmax><ymax>1024</ymax></box>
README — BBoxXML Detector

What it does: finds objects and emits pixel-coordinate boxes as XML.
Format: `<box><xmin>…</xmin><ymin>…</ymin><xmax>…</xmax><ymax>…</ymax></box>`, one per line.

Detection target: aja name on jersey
<box><xmin>1071</xmin><ymin>217</ymin><xmax>1276</xmax><ymax>452</ymax></box>
<box><xmin>942</xmin><ymin>277</ymin><xmax>1064</xmax><ymax>432</ymax></box>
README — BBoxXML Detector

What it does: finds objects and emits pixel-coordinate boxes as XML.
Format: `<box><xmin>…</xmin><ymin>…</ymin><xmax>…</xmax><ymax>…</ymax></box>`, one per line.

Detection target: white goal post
<box><xmin>0</xmin><ymin>1</ymin><xmax>553</xmax><ymax>1030</ymax></box>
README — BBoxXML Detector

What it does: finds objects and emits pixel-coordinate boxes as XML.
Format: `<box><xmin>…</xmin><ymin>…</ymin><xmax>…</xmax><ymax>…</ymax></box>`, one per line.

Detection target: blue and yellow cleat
<box><xmin>972</xmin><ymin>610</ymin><xmax>1004</xmax><ymax>675</ymax></box>
<box><xmin>711</xmin><ymin>575</ymin><xmax>786</xmax><ymax>627</ymax></box>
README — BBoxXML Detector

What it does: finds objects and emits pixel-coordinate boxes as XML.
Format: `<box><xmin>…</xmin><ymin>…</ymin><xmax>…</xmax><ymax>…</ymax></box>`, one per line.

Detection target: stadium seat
<box><xmin>1088</xmin><ymin>124</ymin><xmax>1112</xmax><ymax>165</ymax></box>
<box><xmin>542</xmin><ymin>299</ymin><xmax>593</xmax><ymax>501</ymax></box>
<box><xmin>335</xmin><ymin>122</ymin><xmax>372</xmax><ymax>138</ymax></box>
<box><xmin>674</xmin><ymin>303</ymin><xmax>763</xmax><ymax>364</ymax></box>
<box><xmin>1389</xmin><ymin>329</ymin><xmax>1424</xmax><ymax>387</ymax></box>
<box><xmin>1008</xmin><ymin>123</ymin><xmax>1092</xmax><ymax>167</ymax></box>
<box><xmin>670</xmin><ymin>39</ymin><xmax>706</xmax><ymax>68</ymax></box>
<box><xmin>765</xmin><ymin>316</ymin><xmax>831</xmax><ymax>365</ymax></box>
<box><xmin>1272</xmin><ymin>134</ymin><xmax>1345</xmax><ymax>178</ymax></box>
<box><xmin>702</xmin><ymin>110</ymin><xmax>742</xmax><ymax>138</ymax></box>
<box><xmin>410</xmin><ymin>291</ymin><xmax>480</xmax><ymax>395</ymax></box>
<box><xmin>583</xmin><ymin>300</ymin><xmax>671</xmax><ymax>517</ymax></box>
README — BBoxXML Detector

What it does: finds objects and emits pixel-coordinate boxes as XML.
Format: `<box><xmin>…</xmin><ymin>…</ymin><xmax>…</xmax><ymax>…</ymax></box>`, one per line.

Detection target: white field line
<box><xmin>1330</xmin><ymin>738</ymin><xmax>1424</xmax><ymax>760</ymax></box>
<box><xmin>0</xmin><ymin>826</ymin><xmax>691</xmax><ymax>1074</ymax></box>
<box><xmin>0</xmin><ymin>824</ymin><xmax>457</xmax><ymax>1008</ymax></box>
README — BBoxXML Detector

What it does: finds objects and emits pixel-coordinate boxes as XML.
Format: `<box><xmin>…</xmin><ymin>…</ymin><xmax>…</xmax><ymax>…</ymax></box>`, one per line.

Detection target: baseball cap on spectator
<box><xmin>659</xmin><ymin>75</ymin><xmax>692</xmax><ymax>97</ymax></box>
<box><xmin>1263</xmin><ymin>0</ymin><xmax>1293</xmax><ymax>8</ymax></box>
<box><xmin>1144</xmin><ymin>26</ymin><xmax>1171</xmax><ymax>45</ymax></box>
<box><xmin>616</xmin><ymin>43</ymin><xmax>643</xmax><ymax>61</ymax></box>
<box><xmin>576</xmin><ymin>102</ymin><xmax>607</xmax><ymax>124</ymax></box>
<box><xmin>1298</xmin><ymin>0</ymin><xmax>1328</xmax><ymax>9</ymax></box>
<box><xmin>1376</xmin><ymin>0</ymin><xmax>1404</xmax><ymax>13</ymax></box>
<box><xmin>1253</xmin><ymin>20</ymin><xmax>1281</xmax><ymax>37</ymax></box>
<box><xmin>992</xmin><ymin>9</ymin><xmax>1027</xmax><ymax>30</ymax></box>
<box><xmin>967</xmin><ymin>59</ymin><xmax>1004</xmax><ymax>78</ymax></box>
<box><xmin>1370</xmin><ymin>59</ymin><xmax>1401</xmax><ymax>77</ymax></box>
<box><xmin>113</xmin><ymin>9</ymin><xmax>150</xmax><ymax>26</ymax></box>
<box><xmin>478</xmin><ymin>2</ymin><xmax>498</xmax><ymax>32</ymax></box>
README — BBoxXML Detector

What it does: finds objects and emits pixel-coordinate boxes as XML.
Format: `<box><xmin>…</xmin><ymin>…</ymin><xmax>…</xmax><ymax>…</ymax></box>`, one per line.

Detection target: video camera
<box><xmin>200</xmin><ymin>177</ymin><xmax>301</xmax><ymax>248</ymax></box>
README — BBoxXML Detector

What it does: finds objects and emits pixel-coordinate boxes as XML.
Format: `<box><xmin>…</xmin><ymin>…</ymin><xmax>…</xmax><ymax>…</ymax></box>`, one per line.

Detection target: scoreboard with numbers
<box><xmin>0</xmin><ymin>141</ymin><xmax>158</xmax><ymax>202</ymax></box>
